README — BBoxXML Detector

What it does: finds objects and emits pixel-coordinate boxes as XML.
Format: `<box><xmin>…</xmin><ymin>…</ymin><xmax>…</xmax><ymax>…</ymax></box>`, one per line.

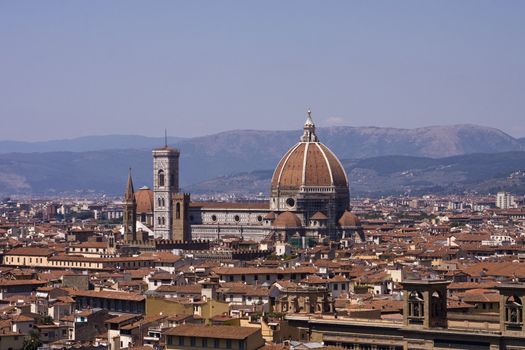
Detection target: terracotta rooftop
<box><xmin>165</xmin><ymin>324</ymin><xmax>260</xmax><ymax>340</ymax></box>
<box><xmin>106</xmin><ymin>314</ymin><xmax>141</xmax><ymax>324</ymax></box>
<box><xmin>156</xmin><ymin>284</ymin><xmax>202</xmax><ymax>294</ymax></box>
<box><xmin>213</xmin><ymin>266</ymin><xmax>316</xmax><ymax>275</ymax></box>
<box><xmin>5</xmin><ymin>247</ymin><xmax>55</xmax><ymax>256</ymax></box>
<box><xmin>71</xmin><ymin>289</ymin><xmax>145</xmax><ymax>302</ymax></box>
<box><xmin>0</xmin><ymin>279</ymin><xmax>47</xmax><ymax>286</ymax></box>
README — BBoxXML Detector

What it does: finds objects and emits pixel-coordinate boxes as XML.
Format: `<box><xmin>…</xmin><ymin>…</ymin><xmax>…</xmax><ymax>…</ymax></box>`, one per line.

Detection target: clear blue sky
<box><xmin>1</xmin><ymin>1</ymin><xmax>524</xmax><ymax>141</ymax></box>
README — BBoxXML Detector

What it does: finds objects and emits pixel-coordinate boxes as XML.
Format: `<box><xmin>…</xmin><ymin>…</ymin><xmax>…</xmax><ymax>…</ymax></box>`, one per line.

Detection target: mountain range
<box><xmin>2</xmin><ymin>124</ymin><xmax>524</xmax><ymax>157</ymax></box>
<box><xmin>0</xmin><ymin>124</ymin><xmax>524</xmax><ymax>196</ymax></box>
<box><xmin>0</xmin><ymin>135</ymin><xmax>185</xmax><ymax>153</ymax></box>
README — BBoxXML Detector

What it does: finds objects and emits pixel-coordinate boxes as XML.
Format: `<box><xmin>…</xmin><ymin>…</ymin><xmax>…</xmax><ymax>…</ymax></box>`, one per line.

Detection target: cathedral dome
<box><xmin>269</xmin><ymin>110</ymin><xmax>350</xmax><ymax>226</ymax></box>
<box><xmin>135</xmin><ymin>186</ymin><xmax>154</xmax><ymax>214</ymax></box>
<box><xmin>271</xmin><ymin>111</ymin><xmax>348</xmax><ymax>192</ymax></box>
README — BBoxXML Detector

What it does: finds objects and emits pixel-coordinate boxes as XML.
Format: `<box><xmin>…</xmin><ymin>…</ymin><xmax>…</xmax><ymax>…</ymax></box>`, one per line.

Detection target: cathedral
<box><xmin>123</xmin><ymin>110</ymin><xmax>363</xmax><ymax>246</ymax></box>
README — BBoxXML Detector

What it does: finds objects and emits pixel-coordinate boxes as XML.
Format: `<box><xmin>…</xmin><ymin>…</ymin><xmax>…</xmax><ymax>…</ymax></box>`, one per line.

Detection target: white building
<box><xmin>496</xmin><ymin>192</ymin><xmax>515</xmax><ymax>209</ymax></box>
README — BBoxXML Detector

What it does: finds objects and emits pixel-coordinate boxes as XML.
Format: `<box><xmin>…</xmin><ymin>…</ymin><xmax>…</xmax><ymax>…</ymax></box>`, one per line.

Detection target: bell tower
<box><xmin>497</xmin><ymin>284</ymin><xmax>525</xmax><ymax>335</ymax></box>
<box><xmin>401</xmin><ymin>279</ymin><xmax>450</xmax><ymax>329</ymax></box>
<box><xmin>123</xmin><ymin>169</ymin><xmax>137</xmax><ymax>242</ymax></box>
<box><xmin>153</xmin><ymin>137</ymin><xmax>180</xmax><ymax>239</ymax></box>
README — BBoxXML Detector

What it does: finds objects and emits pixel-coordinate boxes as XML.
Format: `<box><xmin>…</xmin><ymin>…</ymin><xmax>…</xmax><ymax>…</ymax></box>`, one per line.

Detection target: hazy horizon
<box><xmin>0</xmin><ymin>122</ymin><xmax>524</xmax><ymax>143</ymax></box>
<box><xmin>1</xmin><ymin>1</ymin><xmax>524</xmax><ymax>141</ymax></box>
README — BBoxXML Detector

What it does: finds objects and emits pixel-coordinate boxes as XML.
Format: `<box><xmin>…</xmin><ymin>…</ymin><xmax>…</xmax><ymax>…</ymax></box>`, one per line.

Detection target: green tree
<box><xmin>23</xmin><ymin>330</ymin><xmax>42</xmax><ymax>350</ymax></box>
<box><xmin>38</xmin><ymin>315</ymin><xmax>54</xmax><ymax>325</ymax></box>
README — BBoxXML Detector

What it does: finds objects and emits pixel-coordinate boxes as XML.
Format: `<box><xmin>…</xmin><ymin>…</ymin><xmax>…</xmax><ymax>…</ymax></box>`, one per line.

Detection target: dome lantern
<box><xmin>300</xmin><ymin>109</ymin><xmax>318</xmax><ymax>142</ymax></box>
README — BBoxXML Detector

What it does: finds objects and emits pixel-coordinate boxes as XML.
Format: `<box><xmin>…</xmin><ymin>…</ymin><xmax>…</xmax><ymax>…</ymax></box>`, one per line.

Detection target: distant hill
<box><xmin>1</xmin><ymin>124</ymin><xmax>525</xmax><ymax>196</ymax></box>
<box><xmin>0</xmin><ymin>150</ymin><xmax>152</xmax><ymax>195</ymax></box>
<box><xmin>187</xmin><ymin>152</ymin><xmax>525</xmax><ymax>197</ymax></box>
<box><xmin>0</xmin><ymin>135</ymin><xmax>185</xmax><ymax>153</ymax></box>
<box><xmin>1</xmin><ymin>124</ymin><xmax>523</xmax><ymax>159</ymax></box>
<box><xmin>343</xmin><ymin>152</ymin><xmax>525</xmax><ymax>196</ymax></box>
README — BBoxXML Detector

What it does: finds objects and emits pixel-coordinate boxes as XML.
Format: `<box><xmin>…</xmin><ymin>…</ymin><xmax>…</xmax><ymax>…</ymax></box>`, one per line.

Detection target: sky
<box><xmin>1</xmin><ymin>1</ymin><xmax>524</xmax><ymax>141</ymax></box>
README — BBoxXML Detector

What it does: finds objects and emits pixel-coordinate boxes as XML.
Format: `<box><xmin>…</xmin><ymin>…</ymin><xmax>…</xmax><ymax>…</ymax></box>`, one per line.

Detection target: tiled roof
<box><xmin>165</xmin><ymin>324</ymin><xmax>260</xmax><ymax>340</ymax></box>
<box><xmin>156</xmin><ymin>284</ymin><xmax>202</xmax><ymax>294</ymax></box>
<box><xmin>0</xmin><ymin>279</ymin><xmax>47</xmax><ymax>286</ymax></box>
<box><xmin>71</xmin><ymin>289</ymin><xmax>145</xmax><ymax>302</ymax></box>
<box><xmin>213</xmin><ymin>266</ymin><xmax>316</xmax><ymax>275</ymax></box>
<box><xmin>5</xmin><ymin>247</ymin><xmax>55</xmax><ymax>256</ymax></box>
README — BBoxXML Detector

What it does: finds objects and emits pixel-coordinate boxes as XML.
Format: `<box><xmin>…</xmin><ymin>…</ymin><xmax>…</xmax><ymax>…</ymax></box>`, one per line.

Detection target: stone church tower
<box><xmin>123</xmin><ymin>169</ymin><xmax>137</xmax><ymax>241</ymax></box>
<box><xmin>153</xmin><ymin>144</ymin><xmax>180</xmax><ymax>239</ymax></box>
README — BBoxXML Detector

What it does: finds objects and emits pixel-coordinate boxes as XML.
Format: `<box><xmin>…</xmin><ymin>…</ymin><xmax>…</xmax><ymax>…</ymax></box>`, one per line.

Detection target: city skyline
<box><xmin>1</xmin><ymin>1</ymin><xmax>525</xmax><ymax>141</ymax></box>
<box><xmin>2</xmin><ymin>3</ymin><xmax>525</xmax><ymax>350</ymax></box>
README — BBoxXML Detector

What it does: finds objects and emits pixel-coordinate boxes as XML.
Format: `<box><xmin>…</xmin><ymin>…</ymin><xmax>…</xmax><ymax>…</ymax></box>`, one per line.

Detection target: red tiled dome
<box><xmin>273</xmin><ymin>211</ymin><xmax>302</xmax><ymax>228</ymax></box>
<box><xmin>264</xmin><ymin>212</ymin><xmax>276</xmax><ymax>220</ymax></box>
<box><xmin>338</xmin><ymin>210</ymin><xmax>361</xmax><ymax>227</ymax></box>
<box><xmin>310</xmin><ymin>211</ymin><xmax>328</xmax><ymax>220</ymax></box>
<box><xmin>135</xmin><ymin>187</ymin><xmax>154</xmax><ymax>214</ymax></box>
<box><xmin>271</xmin><ymin>142</ymin><xmax>348</xmax><ymax>191</ymax></box>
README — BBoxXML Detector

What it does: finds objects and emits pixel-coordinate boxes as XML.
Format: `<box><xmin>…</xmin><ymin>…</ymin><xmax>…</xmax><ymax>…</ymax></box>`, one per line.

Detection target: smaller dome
<box><xmin>264</xmin><ymin>212</ymin><xmax>276</xmax><ymax>220</ymax></box>
<box><xmin>338</xmin><ymin>211</ymin><xmax>361</xmax><ymax>227</ymax></box>
<box><xmin>135</xmin><ymin>188</ymin><xmax>154</xmax><ymax>214</ymax></box>
<box><xmin>273</xmin><ymin>211</ymin><xmax>302</xmax><ymax>228</ymax></box>
<box><xmin>310</xmin><ymin>211</ymin><xmax>328</xmax><ymax>220</ymax></box>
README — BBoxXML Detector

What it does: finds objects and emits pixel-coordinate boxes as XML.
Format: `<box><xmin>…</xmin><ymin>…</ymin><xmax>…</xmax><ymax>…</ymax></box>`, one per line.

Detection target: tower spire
<box><xmin>300</xmin><ymin>108</ymin><xmax>318</xmax><ymax>142</ymax></box>
<box><xmin>123</xmin><ymin>167</ymin><xmax>137</xmax><ymax>242</ymax></box>
<box><xmin>125</xmin><ymin>168</ymin><xmax>135</xmax><ymax>202</ymax></box>
<box><xmin>164</xmin><ymin>129</ymin><xmax>168</xmax><ymax>148</ymax></box>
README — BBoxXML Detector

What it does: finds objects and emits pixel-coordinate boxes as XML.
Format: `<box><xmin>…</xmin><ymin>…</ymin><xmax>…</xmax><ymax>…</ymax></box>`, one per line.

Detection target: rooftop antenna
<box><xmin>164</xmin><ymin>129</ymin><xmax>168</xmax><ymax>148</ymax></box>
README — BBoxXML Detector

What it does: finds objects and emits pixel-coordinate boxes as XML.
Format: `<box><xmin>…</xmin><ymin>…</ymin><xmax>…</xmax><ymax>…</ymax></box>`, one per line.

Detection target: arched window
<box><xmin>431</xmin><ymin>291</ymin><xmax>443</xmax><ymax>317</ymax></box>
<box><xmin>158</xmin><ymin>217</ymin><xmax>161</xmax><ymax>225</ymax></box>
<box><xmin>176</xmin><ymin>203</ymin><xmax>181</xmax><ymax>219</ymax></box>
<box><xmin>158</xmin><ymin>198</ymin><xmax>162</xmax><ymax>207</ymax></box>
<box><xmin>162</xmin><ymin>198</ymin><xmax>165</xmax><ymax>207</ymax></box>
<box><xmin>408</xmin><ymin>291</ymin><xmax>424</xmax><ymax>321</ymax></box>
<box><xmin>158</xmin><ymin>170</ymin><xmax>165</xmax><ymax>187</ymax></box>
<box><xmin>506</xmin><ymin>296</ymin><xmax>523</xmax><ymax>327</ymax></box>
<box><xmin>162</xmin><ymin>217</ymin><xmax>166</xmax><ymax>225</ymax></box>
